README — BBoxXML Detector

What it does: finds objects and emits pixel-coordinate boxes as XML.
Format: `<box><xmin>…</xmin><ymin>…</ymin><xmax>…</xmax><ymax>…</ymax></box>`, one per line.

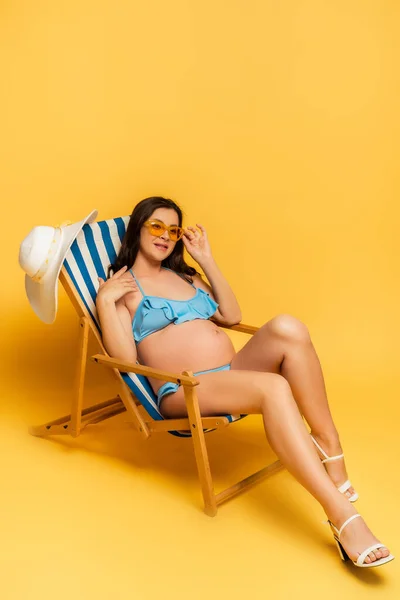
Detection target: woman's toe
<box><xmin>371</xmin><ymin>547</ymin><xmax>390</xmax><ymax>561</ymax></box>
<box><xmin>363</xmin><ymin>554</ymin><xmax>372</xmax><ymax>564</ymax></box>
<box><xmin>368</xmin><ymin>551</ymin><xmax>377</xmax><ymax>562</ymax></box>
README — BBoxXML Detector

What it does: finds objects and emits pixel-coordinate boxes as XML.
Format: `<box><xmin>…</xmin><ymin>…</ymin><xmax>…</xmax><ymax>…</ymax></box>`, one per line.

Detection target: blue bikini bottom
<box><xmin>156</xmin><ymin>362</ymin><xmax>231</xmax><ymax>407</ymax></box>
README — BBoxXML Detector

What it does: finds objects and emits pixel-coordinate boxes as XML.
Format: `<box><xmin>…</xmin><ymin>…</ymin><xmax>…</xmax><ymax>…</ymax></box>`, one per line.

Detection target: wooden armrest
<box><xmin>210</xmin><ymin>319</ymin><xmax>259</xmax><ymax>335</ymax></box>
<box><xmin>91</xmin><ymin>354</ymin><xmax>199</xmax><ymax>387</ymax></box>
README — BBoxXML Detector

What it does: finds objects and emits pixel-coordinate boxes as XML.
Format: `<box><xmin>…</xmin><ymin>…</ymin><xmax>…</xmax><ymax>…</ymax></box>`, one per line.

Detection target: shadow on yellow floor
<box><xmin>2</xmin><ymin>371</ymin><xmax>399</xmax><ymax>600</ymax></box>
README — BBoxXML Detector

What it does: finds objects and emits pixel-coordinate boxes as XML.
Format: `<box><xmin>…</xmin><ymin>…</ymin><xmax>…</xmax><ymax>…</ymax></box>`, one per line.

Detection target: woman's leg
<box><xmin>161</xmin><ymin>369</ymin><xmax>389</xmax><ymax>564</ymax></box>
<box><xmin>230</xmin><ymin>314</ymin><xmax>355</xmax><ymax>497</ymax></box>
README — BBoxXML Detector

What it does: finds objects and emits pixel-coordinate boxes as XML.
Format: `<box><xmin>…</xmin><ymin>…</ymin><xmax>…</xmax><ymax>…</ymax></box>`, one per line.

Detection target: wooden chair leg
<box><xmin>29</xmin><ymin>397</ymin><xmax>123</xmax><ymax>436</ymax></box>
<box><xmin>116</xmin><ymin>377</ymin><xmax>150</xmax><ymax>440</ymax></box>
<box><xmin>70</xmin><ymin>316</ymin><xmax>89</xmax><ymax>437</ymax></box>
<box><xmin>182</xmin><ymin>371</ymin><xmax>217</xmax><ymax>517</ymax></box>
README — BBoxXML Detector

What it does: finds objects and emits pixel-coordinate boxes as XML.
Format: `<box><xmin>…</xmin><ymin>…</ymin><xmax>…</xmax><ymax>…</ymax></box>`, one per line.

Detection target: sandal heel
<box><xmin>334</xmin><ymin>538</ymin><xmax>349</xmax><ymax>562</ymax></box>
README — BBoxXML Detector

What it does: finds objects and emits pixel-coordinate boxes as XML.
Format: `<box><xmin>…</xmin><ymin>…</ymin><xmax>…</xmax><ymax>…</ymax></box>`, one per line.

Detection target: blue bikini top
<box><xmin>129</xmin><ymin>267</ymin><xmax>219</xmax><ymax>344</ymax></box>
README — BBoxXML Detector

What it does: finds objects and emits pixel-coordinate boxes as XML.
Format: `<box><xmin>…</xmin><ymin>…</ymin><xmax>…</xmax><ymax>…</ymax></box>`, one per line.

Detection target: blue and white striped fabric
<box><xmin>63</xmin><ymin>216</ymin><xmax>244</xmax><ymax>437</ymax></box>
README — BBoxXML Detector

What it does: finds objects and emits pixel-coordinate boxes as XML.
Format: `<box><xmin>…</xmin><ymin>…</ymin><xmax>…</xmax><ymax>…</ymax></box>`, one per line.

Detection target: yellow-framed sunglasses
<box><xmin>143</xmin><ymin>219</ymin><xmax>184</xmax><ymax>242</ymax></box>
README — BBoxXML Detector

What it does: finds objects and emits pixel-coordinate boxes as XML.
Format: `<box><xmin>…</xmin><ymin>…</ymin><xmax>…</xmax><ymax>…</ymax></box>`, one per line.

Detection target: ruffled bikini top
<box><xmin>129</xmin><ymin>267</ymin><xmax>219</xmax><ymax>344</ymax></box>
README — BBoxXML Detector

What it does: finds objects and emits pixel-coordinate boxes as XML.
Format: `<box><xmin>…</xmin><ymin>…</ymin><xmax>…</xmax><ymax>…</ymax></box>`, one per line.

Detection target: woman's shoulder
<box><xmin>191</xmin><ymin>272</ymin><xmax>203</xmax><ymax>285</ymax></box>
<box><xmin>191</xmin><ymin>272</ymin><xmax>213</xmax><ymax>295</ymax></box>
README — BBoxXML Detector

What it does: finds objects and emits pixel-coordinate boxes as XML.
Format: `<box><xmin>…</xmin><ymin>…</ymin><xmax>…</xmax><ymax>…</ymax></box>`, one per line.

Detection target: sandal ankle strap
<box><xmin>322</xmin><ymin>453</ymin><xmax>345</xmax><ymax>463</ymax></box>
<box><xmin>338</xmin><ymin>513</ymin><xmax>361</xmax><ymax>538</ymax></box>
<box><xmin>311</xmin><ymin>435</ymin><xmax>344</xmax><ymax>463</ymax></box>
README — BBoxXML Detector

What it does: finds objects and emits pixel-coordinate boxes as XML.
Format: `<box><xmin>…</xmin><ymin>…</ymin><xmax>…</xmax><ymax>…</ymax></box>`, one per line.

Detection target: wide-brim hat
<box><xmin>19</xmin><ymin>210</ymin><xmax>98</xmax><ymax>323</ymax></box>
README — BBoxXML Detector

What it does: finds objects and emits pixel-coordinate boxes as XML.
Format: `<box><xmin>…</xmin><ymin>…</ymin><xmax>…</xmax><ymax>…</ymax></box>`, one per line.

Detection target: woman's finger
<box><xmin>122</xmin><ymin>281</ymin><xmax>139</xmax><ymax>291</ymax></box>
<box><xmin>188</xmin><ymin>226</ymin><xmax>200</xmax><ymax>235</ymax></box>
<box><xmin>196</xmin><ymin>223</ymin><xmax>207</xmax><ymax>236</ymax></box>
<box><xmin>112</xmin><ymin>265</ymin><xmax>129</xmax><ymax>279</ymax></box>
<box><xmin>191</xmin><ymin>227</ymin><xmax>202</xmax><ymax>239</ymax></box>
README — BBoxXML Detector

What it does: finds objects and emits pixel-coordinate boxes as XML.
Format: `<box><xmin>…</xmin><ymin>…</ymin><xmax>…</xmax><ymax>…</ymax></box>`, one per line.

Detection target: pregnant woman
<box><xmin>96</xmin><ymin>196</ymin><xmax>393</xmax><ymax>569</ymax></box>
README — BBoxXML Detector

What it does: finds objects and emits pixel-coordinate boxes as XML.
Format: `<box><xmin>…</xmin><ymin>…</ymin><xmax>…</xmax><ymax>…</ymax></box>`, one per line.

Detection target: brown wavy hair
<box><xmin>108</xmin><ymin>196</ymin><xmax>198</xmax><ymax>283</ymax></box>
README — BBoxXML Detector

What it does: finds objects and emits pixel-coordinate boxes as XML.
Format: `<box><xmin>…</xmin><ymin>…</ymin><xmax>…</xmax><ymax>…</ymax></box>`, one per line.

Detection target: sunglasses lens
<box><xmin>148</xmin><ymin>222</ymin><xmax>165</xmax><ymax>237</ymax></box>
<box><xmin>169</xmin><ymin>227</ymin><xmax>182</xmax><ymax>241</ymax></box>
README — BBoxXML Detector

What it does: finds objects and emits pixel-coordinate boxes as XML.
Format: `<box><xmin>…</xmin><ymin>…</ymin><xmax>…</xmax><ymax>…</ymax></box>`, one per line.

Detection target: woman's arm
<box><xmin>96</xmin><ymin>298</ymin><xmax>137</xmax><ymax>363</ymax></box>
<box><xmin>182</xmin><ymin>223</ymin><xmax>242</xmax><ymax>326</ymax></box>
<box><xmin>95</xmin><ymin>266</ymin><xmax>138</xmax><ymax>363</ymax></box>
<box><xmin>193</xmin><ymin>257</ymin><xmax>242</xmax><ymax>326</ymax></box>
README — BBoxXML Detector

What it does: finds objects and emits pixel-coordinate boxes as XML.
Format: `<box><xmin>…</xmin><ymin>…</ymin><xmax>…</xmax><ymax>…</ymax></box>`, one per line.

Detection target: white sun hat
<box><xmin>19</xmin><ymin>210</ymin><xmax>98</xmax><ymax>323</ymax></box>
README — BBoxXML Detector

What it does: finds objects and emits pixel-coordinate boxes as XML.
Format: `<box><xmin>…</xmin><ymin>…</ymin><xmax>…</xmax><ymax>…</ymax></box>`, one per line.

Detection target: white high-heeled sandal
<box><xmin>329</xmin><ymin>514</ymin><xmax>394</xmax><ymax>568</ymax></box>
<box><xmin>311</xmin><ymin>435</ymin><xmax>358</xmax><ymax>502</ymax></box>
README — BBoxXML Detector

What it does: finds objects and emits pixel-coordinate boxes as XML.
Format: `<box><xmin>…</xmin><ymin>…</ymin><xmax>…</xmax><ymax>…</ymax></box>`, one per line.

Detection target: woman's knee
<box><xmin>266</xmin><ymin>313</ymin><xmax>311</xmax><ymax>344</ymax></box>
<box><xmin>256</xmin><ymin>372</ymin><xmax>294</xmax><ymax>405</ymax></box>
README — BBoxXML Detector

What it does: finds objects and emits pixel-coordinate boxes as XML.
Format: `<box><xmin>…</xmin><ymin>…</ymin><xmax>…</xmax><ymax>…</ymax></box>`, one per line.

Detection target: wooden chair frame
<box><xmin>30</xmin><ymin>267</ymin><xmax>284</xmax><ymax>516</ymax></box>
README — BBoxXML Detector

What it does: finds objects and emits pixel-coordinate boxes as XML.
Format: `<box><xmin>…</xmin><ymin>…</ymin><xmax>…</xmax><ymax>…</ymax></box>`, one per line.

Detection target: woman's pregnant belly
<box><xmin>137</xmin><ymin>319</ymin><xmax>236</xmax><ymax>393</ymax></box>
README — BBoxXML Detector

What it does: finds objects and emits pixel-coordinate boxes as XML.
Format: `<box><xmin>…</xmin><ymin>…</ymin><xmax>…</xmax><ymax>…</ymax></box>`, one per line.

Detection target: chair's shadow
<box><xmin>30</xmin><ymin>412</ymin><xmax>388</xmax><ymax>585</ymax></box>
<box><xmin>18</xmin><ymin>319</ymin><xmax>390</xmax><ymax>585</ymax></box>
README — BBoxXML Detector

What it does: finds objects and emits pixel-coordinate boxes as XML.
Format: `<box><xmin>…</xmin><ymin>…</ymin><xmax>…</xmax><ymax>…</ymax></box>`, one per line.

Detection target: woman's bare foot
<box><xmin>329</xmin><ymin>506</ymin><xmax>391</xmax><ymax>565</ymax></box>
<box><xmin>311</xmin><ymin>432</ymin><xmax>357</xmax><ymax>500</ymax></box>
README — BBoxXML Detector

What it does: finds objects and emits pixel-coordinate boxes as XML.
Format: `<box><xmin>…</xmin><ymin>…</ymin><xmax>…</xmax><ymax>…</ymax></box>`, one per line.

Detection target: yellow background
<box><xmin>1</xmin><ymin>1</ymin><xmax>399</xmax><ymax>598</ymax></box>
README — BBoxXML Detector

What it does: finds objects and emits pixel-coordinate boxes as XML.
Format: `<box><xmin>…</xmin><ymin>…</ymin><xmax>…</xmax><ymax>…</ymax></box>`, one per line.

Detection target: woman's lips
<box><xmin>154</xmin><ymin>243</ymin><xmax>168</xmax><ymax>251</ymax></box>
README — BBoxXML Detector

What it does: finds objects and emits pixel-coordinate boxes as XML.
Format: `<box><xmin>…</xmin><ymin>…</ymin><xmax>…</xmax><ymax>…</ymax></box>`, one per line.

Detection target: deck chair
<box><xmin>30</xmin><ymin>215</ymin><xmax>283</xmax><ymax>516</ymax></box>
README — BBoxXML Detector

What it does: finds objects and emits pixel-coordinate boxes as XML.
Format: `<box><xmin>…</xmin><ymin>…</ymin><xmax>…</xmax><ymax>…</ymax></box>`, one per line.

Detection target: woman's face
<box><xmin>139</xmin><ymin>208</ymin><xmax>181</xmax><ymax>261</ymax></box>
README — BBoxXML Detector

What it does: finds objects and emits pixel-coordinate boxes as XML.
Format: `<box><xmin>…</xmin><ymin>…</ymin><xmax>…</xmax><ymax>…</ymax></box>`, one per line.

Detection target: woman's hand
<box><xmin>96</xmin><ymin>266</ymin><xmax>139</xmax><ymax>305</ymax></box>
<box><xmin>182</xmin><ymin>224</ymin><xmax>213</xmax><ymax>265</ymax></box>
